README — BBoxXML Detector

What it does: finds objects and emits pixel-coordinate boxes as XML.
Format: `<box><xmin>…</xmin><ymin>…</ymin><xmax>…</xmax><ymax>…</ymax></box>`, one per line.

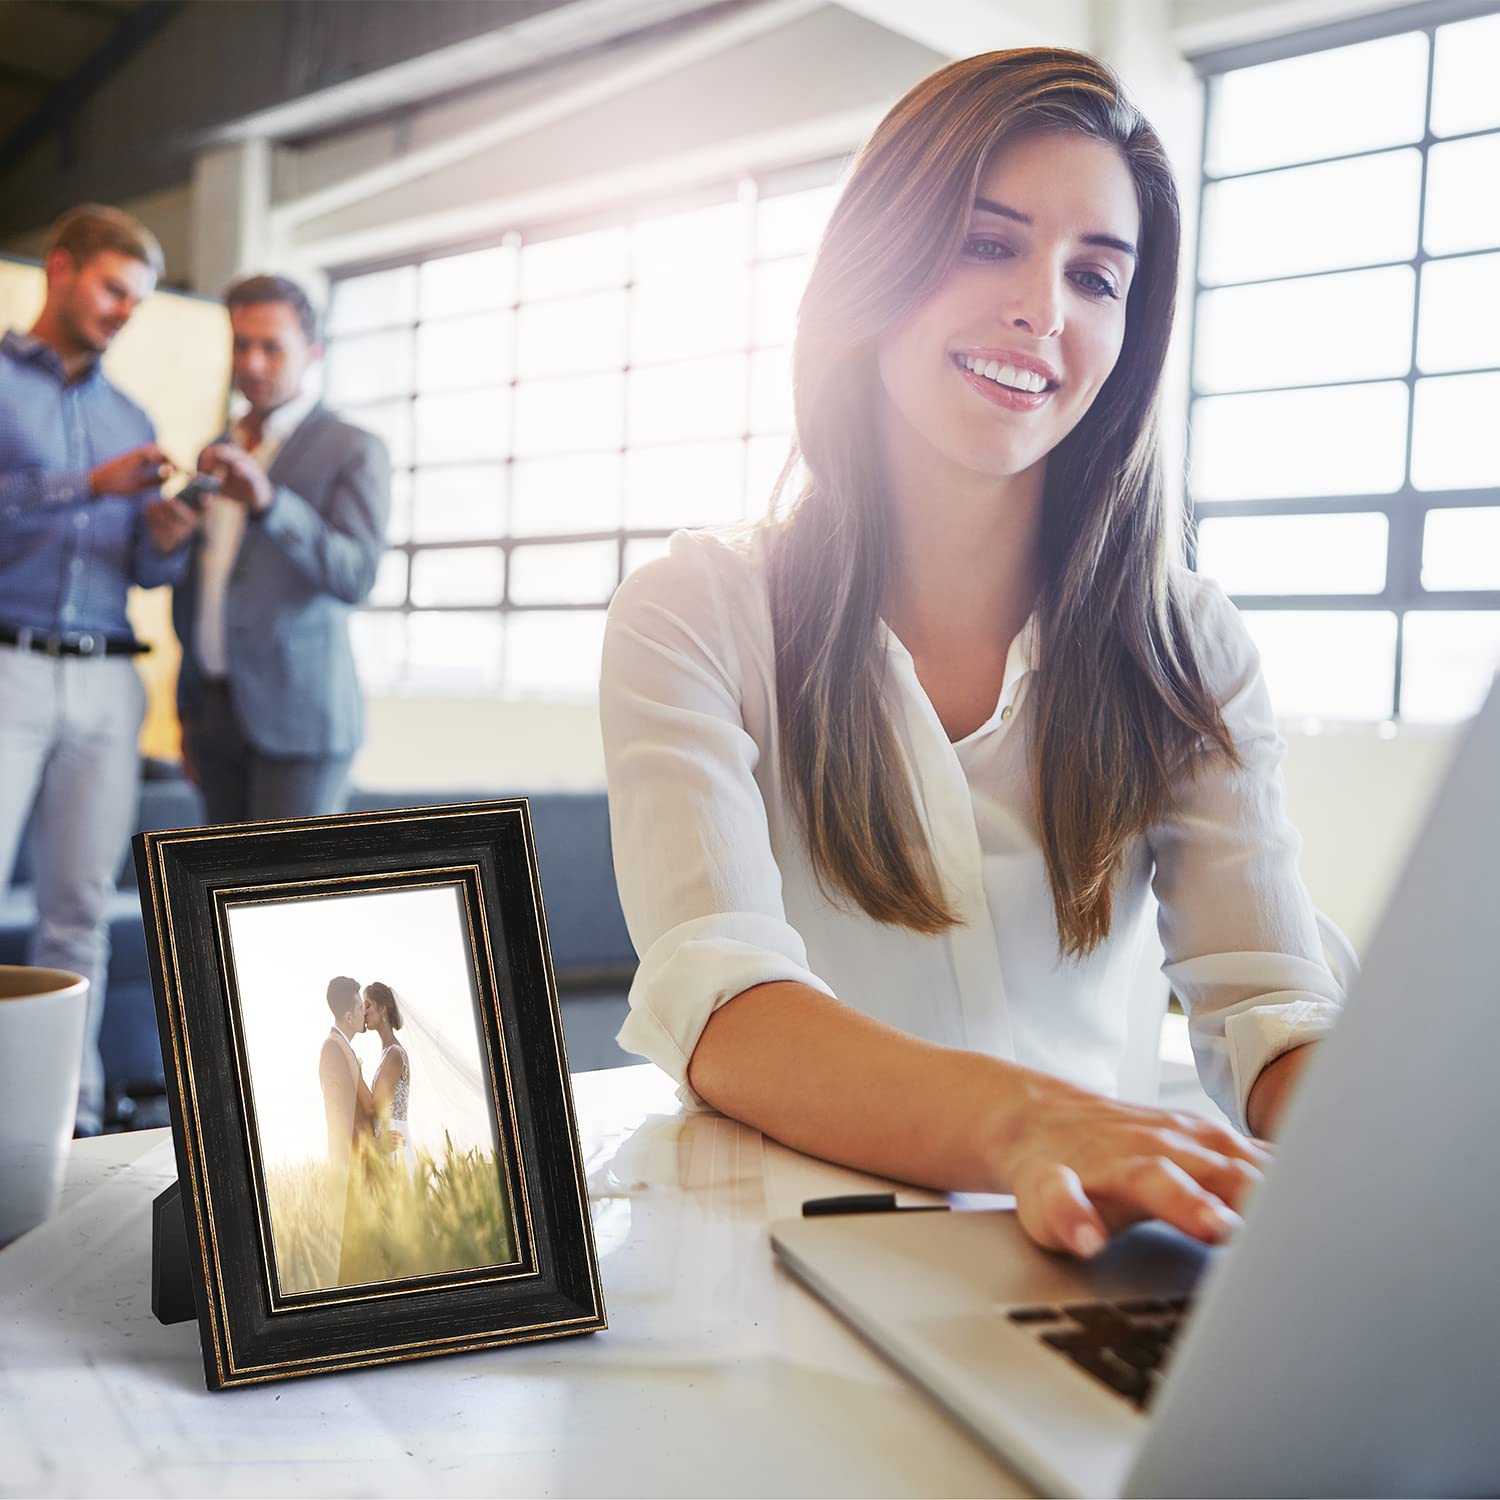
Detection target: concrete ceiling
<box><xmin>0</xmin><ymin>0</ymin><xmax>746</xmax><ymax>233</ymax></box>
<box><xmin>0</xmin><ymin>0</ymin><xmax>155</xmax><ymax>150</ymax></box>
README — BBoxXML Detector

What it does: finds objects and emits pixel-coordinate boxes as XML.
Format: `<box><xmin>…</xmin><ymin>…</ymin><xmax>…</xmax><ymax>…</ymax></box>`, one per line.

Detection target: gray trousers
<box><xmin>0</xmin><ymin>647</ymin><xmax>146</xmax><ymax>1135</ymax></box>
<box><xmin>184</xmin><ymin>679</ymin><xmax>352</xmax><ymax>825</ymax></box>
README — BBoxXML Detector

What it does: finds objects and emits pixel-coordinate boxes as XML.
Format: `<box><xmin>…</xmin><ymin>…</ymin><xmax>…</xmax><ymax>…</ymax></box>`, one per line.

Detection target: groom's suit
<box><xmin>319</xmin><ymin>1026</ymin><xmax>363</xmax><ymax>1170</ymax></box>
<box><xmin>174</xmin><ymin>401</ymin><xmax>389</xmax><ymax>823</ymax></box>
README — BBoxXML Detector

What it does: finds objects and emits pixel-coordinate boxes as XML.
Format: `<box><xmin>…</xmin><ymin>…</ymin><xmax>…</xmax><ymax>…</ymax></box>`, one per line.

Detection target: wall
<box><xmin>355</xmin><ymin>699</ymin><xmax>605</xmax><ymax>791</ymax></box>
<box><xmin>1279</xmin><ymin>724</ymin><xmax>1457</xmax><ymax>952</ymax></box>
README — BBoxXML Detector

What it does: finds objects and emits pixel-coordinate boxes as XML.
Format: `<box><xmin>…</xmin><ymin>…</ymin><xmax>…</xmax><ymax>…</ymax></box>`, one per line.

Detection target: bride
<box><xmin>361</xmin><ymin>981</ymin><xmax>417</xmax><ymax>1178</ymax></box>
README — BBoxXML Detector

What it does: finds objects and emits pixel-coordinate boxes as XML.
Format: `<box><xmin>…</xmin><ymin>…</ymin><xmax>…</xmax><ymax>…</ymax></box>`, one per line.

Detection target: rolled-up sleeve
<box><xmin>1148</xmin><ymin>579</ymin><xmax>1346</xmax><ymax>1130</ymax></box>
<box><xmin>600</xmin><ymin>534</ymin><xmax>833</xmax><ymax>1102</ymax></box>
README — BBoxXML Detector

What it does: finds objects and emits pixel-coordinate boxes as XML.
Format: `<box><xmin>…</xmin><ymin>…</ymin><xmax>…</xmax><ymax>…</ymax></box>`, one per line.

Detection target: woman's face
<box><xmin>875</xmin><ymin>129</ymin><xmax>1140</xmax><ymax>488</ymax></box>
<box><xmin>362</xmin><ymin>993</ymin><xmax>381</xmax><ymax>1030</ymax></box>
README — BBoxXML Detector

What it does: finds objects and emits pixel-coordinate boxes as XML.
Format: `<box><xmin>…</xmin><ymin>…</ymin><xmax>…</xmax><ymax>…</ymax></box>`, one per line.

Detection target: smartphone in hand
<box><xmin>175</xmin><ymin>473</ymin><xmax>223</xmax><ymax>512</ymax></box>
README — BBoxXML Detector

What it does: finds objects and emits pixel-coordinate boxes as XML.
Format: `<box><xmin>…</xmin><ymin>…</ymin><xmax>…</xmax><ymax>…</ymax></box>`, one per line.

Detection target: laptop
<box><xmin>771</xmin><ymin>677</ymin><xmax>1500</xmax><ymax>1498</ymax></box>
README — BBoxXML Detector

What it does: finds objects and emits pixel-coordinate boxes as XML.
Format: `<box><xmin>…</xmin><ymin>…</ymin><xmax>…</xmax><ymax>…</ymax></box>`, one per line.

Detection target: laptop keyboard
<box><xmin>1005</xmin><ymin>1296</ymin><xmax>1191</xmax><ymax>1409</ymax></box>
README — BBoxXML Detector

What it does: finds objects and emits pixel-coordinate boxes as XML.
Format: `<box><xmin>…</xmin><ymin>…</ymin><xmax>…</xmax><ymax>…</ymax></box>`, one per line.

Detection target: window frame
<box><xmin>1186</xmin><ymin>0</ymin><xmax>1500</xmax><ymax>720</ymax></box>
<box><xmin>322</xmin><ymin>161</ymin><xmax>843</xmax><ymax>697</ymax></box>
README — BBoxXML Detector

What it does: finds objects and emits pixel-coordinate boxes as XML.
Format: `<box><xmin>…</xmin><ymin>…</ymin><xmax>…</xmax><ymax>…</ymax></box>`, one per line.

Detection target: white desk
<box><xmin>0</xmin><ymin>1066</ymin><xmax>1033</xmax><ymax>1498</ymax></box>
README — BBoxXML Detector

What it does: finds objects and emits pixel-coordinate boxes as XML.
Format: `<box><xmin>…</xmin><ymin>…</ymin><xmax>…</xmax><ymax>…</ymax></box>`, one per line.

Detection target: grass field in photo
<box><xmin>265</xmin><ymin>1138</ymin><xmax>515</xmax><ymax>1293</ymax></box>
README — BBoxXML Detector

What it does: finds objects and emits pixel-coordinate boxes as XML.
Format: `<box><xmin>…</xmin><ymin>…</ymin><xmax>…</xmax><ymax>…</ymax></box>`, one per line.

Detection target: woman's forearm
<box><xmin>687</xmin><ymin>980</ymin><xmax>1270</xmax><ymax>1253</ymax></box>
<box><xmin>1244</xmin><ymin>1042</ymin><xmax>1317</xmax><ymax>1139</ymax></box>
<box><xmin>686</xmin><ymin>980</ymin><xmax>1062</xmax><ymax>1192</ymax></box>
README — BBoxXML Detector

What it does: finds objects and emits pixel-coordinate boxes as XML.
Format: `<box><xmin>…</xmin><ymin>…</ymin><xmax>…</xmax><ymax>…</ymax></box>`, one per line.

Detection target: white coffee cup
<box><xmin>0</xmin><ymin>965</ymin><xmax>89</xmax><ymax>1245</ymax></box>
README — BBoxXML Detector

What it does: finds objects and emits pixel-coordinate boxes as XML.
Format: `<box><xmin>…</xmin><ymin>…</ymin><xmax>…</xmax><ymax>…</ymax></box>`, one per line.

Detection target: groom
<box><xmin>319</xmin><ymin>975</ymin><xmax>374</xmax><ymax>1170</ymax></box>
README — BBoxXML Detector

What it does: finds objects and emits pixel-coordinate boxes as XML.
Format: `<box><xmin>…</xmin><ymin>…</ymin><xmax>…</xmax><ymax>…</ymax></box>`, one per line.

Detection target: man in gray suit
<box><xmin>174</xmin><ymin>274</ymin><xmax>388</xmax><ymax>822</ymax></box>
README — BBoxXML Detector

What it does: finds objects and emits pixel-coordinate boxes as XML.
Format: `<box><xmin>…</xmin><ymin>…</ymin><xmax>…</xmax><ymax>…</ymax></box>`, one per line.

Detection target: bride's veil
<box><xmin>389</xmin><ymin>987</ymin><xmax>496</xmax><ymax>1157</ymax></box>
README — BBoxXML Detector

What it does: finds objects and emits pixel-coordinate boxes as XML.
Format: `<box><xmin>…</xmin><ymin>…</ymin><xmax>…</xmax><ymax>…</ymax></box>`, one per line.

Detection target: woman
<box><xmin>361</xmin><ymin>981</ymin><xmax>417</xmax><ymax>1178</ymax></box>
<box><xmin>600</xmin><ymin>48</ymin><xmax>1347</xmax><ymax>1260</ymax></box>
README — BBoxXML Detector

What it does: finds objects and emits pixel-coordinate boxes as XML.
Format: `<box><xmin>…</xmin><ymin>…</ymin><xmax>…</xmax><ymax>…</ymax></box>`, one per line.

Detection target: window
<box><xmin>324</xmin><ymin>169</ymin><xmax>839</xmax><ymax>698</ymax></box>
<box><xmin>1190</xmin><ymin>7</ymin><xmax>1500</xmax><ymax>724</ymax></box>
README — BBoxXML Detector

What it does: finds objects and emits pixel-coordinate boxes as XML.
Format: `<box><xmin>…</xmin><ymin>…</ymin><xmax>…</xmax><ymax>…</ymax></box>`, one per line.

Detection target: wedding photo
<box><xmin>224</xmin><ymin>880</ymin><xmax>518</xmax><ymax>1296</ymax></box>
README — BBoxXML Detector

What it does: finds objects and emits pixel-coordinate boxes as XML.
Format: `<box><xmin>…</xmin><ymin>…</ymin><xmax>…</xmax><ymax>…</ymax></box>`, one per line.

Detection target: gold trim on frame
<box><xmin>212</xmin><ymin>868</ymin><xmax>534</xmax><ymax>1314</ymax></box>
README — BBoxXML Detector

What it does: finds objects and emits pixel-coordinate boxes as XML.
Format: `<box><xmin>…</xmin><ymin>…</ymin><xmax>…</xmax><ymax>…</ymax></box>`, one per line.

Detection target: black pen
<box><xmin>801</xmin><ymin>1192</ymin><xmax>951</xmax><ymax>1217</ymax></box>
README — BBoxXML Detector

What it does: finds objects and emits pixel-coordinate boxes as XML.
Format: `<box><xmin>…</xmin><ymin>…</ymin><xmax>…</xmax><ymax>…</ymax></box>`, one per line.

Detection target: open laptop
<box><xmin>771</xmin><ymin>676</ymin><xmax>1500</xmax><ymax>1498</ymax></box>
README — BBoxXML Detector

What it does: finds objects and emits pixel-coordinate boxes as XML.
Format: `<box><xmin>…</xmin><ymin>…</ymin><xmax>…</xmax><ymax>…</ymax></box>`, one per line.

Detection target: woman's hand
<box><xmin>1001</xmin><ymin>1080</ymin><xmax>1271</xmax><ymax>1258</ymax></box>
<box><xmin>689</xmin><ymin>980</ymin><xmax>1271</xmax><ymax>1259</ymax></box>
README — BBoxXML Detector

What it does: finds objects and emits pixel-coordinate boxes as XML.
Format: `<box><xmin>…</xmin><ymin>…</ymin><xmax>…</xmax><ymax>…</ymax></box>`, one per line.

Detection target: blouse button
<box><xmin>1000</xmin><ymin>705</ymin><xmax>1014</xmax><ymax>722</ymax></box>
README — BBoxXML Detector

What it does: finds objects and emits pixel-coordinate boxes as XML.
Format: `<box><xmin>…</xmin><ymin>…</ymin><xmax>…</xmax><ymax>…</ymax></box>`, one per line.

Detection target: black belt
<box><xmin>0</xmin><ymin>625</ymin><xmax>149</xmax><ymax>657</ymax></box>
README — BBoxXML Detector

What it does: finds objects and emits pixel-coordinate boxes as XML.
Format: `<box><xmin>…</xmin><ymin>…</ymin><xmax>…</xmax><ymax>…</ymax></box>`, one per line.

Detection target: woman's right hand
<box><xmin>1000</xmin><ymin>1079</ymin><xmax>1272</xmax><ymax>1258</ymax></box>
<box><xmin>687</xmin><ymin>980</ymin><xmax>1270</xmax><ymax>1258</ymax></box>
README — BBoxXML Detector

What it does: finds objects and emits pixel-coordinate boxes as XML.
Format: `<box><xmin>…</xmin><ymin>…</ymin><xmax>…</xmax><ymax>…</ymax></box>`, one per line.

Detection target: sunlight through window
<box><xmin>1192</xmin><ymin>13</ymin><xmax>1500</xmax><ymax>723</ymax></box>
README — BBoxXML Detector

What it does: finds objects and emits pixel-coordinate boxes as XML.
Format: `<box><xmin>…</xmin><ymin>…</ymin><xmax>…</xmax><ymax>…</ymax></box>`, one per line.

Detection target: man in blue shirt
<box><xmin>0</xmin><ymin>204</ymin><xmax>199</xmax><ymax>1135</ymax></box>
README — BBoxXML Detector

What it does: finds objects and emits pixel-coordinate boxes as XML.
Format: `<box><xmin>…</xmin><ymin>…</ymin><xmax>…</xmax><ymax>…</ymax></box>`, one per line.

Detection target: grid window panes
<box><xmin>325</xmin><ymin>173</ymin><xmax>838</xmax><ymax>697</ymax></box>
<box><xmin>1192</xmin><ymin>10</ymin><xmax>1500</xmax><ymax>723</ymax></box>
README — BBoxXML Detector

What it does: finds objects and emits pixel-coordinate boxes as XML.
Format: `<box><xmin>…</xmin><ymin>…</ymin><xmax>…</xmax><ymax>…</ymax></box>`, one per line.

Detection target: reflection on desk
<box><xmin>0</xmin><ymin>1065</ymin><xmax>1031</xmax><ymax>1498</ymax></box>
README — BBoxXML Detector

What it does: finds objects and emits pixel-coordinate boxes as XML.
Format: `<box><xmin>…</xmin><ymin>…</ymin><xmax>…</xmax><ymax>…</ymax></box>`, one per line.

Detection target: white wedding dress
<box><xmin>365</xmin><ymin>986</ymin><xmax>492</xmax><ymax>1174</ymax></box>
<box><xmin>375</xmin><ymin>1042</ymin><xmax>417</xmax><ymax>1179</ymax></box>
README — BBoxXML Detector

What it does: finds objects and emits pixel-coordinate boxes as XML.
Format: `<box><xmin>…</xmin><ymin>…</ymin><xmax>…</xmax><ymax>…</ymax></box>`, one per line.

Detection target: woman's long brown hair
<box><xmin>768</xmin><ymin>48</ymin><xmax>1238</xmax><ymax>959</ymax></box>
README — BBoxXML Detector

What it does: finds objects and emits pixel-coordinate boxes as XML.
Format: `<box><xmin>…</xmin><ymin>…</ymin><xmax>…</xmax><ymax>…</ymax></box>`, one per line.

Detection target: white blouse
<box><xmin>599</xmin><ymin>526</ymin><xmax>1344</xmax><ymax>1129</ymax></box>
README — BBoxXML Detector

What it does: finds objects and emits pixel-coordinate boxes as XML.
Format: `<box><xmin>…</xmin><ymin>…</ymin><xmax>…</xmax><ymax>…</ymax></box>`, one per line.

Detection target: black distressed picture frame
<box><xmin>133</xmin><ymin>800</ymin><xmax>606</xmax><ymax>1390</ymax></box>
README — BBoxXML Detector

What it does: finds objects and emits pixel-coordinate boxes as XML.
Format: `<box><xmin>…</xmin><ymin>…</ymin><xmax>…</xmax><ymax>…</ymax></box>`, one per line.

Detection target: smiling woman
<box><xmin>599</xmin><ymin>48</ymin><xmax>1346</xmax><ymax>1263</ymax></box>
<box><xmin>881</xmin><ymin>138</ymin><xmax>1139</xmax><ymax>478</ymax></box>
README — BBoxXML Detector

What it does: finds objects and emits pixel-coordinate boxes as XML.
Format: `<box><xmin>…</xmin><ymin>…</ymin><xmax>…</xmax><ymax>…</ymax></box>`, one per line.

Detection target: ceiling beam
<box><xmin>272</xmin><ymin>0</ymin><xmax>822</xmax><ymax>232</ymax></box>
<box><xmin>291</xmin><ymin>101</ymin><xmax>878</xmax><ymax>271</ymax></box>
<box><xmin>0</xmin><ymin>61</ymin><xmax>58</xmax><ymax>94</ymax></box>
<box><xmin>831</xmin><ymin>0</ymin><xmax>1092</xmax><ymax>57</ymax></box>
<box><xmin>209</xmin><ymin>0</ymin><xmax>746</xmax><ymax>146</ymax></box>
<box><xmin>0</xmin><ymin>0</ymin><xmax>182</xmax><ymax>177</ymax></box>
<box><xmin>49</xmin><ymin>0</ymin><xmax>127</xmax><ymax>23</ymax></box>
<box><xmin>1171</xmin><ymin>0</ymin><xmax>1428</xmax><ymax>54</ymax></box>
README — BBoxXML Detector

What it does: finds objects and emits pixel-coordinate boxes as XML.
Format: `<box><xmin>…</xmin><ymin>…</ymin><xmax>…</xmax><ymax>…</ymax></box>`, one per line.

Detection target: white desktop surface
<box><xmin>0</xmin><ymin>1065</ymin><xmax>1032</xmax><ymax>1498</ymax></box>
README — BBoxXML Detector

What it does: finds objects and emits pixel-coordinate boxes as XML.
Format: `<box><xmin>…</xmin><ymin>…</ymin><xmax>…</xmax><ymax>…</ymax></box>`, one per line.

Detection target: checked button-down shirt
<box><xmin>0</xmin><ymin>327</ymin><xmax>188</xmax><ymax>642</ymax></box>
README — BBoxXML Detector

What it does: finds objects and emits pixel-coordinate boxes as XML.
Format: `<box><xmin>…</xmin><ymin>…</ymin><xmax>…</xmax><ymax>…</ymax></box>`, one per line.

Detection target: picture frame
<box><xmin>133</xmin><ymin>800</ymin><xmax>606</xmax><ymax>1390</ymax></box>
